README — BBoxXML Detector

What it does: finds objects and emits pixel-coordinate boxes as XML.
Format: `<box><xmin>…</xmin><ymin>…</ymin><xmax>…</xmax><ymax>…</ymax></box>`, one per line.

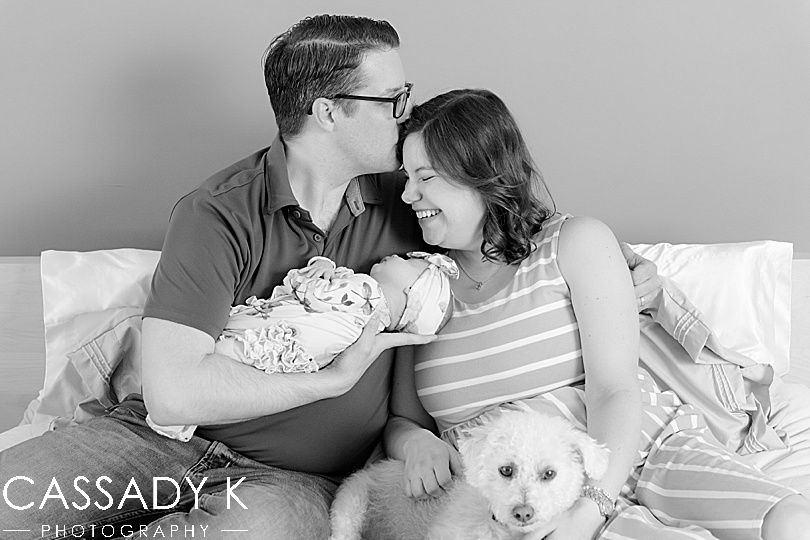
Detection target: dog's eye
<box><xmin>498</xmin><ymin>466</ymin><xmax>513</xmax><ymax>478</ymax></box>
<box><xmin>541</xmin><ymin>469</ymin><xmax>557</xmax><ymax>481</ymax></box>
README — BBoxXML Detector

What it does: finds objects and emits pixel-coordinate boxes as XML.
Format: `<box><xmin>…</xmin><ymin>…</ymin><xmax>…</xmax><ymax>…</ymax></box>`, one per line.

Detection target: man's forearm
<box><xmin>144</xmin><ymin>350</ymin><xmax>346</xmax><ymax>426</ymax></box>
<box><xmin>142</xmin><ymin>313</ymin><xmax>412</xmax><ymax>427</ymax></box>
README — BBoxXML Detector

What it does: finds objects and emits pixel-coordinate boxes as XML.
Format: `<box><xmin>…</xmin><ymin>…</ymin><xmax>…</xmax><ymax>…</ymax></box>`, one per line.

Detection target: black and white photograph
<box><xmin>1</xmin><ymin>2</ymin><xmax>809</xmax><ymax>538</ymax></box>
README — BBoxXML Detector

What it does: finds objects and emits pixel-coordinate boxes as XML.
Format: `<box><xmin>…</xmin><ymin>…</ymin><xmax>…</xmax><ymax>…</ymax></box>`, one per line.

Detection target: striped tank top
<box><xmin>413</xmin><ymin>213</ymin><xmax>585</xmax><ymax>433</ymax></box>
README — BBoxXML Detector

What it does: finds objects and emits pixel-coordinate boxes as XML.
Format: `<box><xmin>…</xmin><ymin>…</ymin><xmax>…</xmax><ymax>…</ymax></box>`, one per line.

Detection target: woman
<box><xmin>384</xmin><ymin>89</ymin><xmax>810</xmax><ymax>540</ymax></box>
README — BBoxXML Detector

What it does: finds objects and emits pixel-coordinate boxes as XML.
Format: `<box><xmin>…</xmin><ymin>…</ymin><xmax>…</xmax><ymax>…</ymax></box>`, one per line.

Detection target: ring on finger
<box><xmin>640</xmin><ymin>295</ymin><xmax>646</xmax><ymax>306</ymax></box>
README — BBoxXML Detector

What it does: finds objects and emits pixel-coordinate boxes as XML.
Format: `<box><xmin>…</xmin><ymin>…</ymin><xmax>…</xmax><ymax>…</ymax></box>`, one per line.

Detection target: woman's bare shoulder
<box><xmin>558</xmin><ymin>215</ymin><xmax>619</xmax><ymax>255</ymax></box>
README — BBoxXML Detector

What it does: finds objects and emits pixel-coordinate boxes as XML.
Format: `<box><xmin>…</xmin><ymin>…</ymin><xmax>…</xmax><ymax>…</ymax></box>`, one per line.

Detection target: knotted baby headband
<box><xmin>393</xmin><ymin>251</ymin><xmax>459</xmax><ymax>334</ymax></box>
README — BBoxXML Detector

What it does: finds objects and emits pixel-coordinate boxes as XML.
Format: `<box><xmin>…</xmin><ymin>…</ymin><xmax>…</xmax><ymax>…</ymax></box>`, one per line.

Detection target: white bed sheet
<box><xmin>743</xmin><ymin>380</ymin><xmax>810</xmax><ymax>493</ymax></box>
<box><xmin>746</xmin><ymin>257</ymin><xmax>810</xmax><ymax>493</ymax></box>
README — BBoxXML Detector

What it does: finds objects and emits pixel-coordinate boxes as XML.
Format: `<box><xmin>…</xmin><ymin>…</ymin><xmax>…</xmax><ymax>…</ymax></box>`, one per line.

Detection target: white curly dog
<box><xmin>328</xmin><ymin>410</ymin><xmax>610</xmax><ymax>540</ymax></box>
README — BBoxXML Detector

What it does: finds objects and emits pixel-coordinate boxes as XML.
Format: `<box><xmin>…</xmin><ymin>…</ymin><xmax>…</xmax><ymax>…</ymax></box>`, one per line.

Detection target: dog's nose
<box><xmin>512</xmin><ymin>504</ymin><xmax>534</xmax><ymax>523</ymax></box>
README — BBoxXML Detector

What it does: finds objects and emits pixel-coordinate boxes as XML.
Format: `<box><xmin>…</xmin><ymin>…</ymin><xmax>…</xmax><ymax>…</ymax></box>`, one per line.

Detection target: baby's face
<box><xmin>370</xmin><ymin>256</ymin><xmax>429</xmax><ymax>330</ymax></box>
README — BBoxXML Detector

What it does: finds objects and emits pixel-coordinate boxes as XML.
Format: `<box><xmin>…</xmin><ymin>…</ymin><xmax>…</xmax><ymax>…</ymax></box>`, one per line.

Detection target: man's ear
<box><xmin>310</xmin><ymin>97</ymin><xmax>337</xmax><ymax>132</ymax></box>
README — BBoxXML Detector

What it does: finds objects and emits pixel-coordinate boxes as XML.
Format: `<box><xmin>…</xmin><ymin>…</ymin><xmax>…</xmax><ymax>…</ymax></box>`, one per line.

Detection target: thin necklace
<box><xmin>453</xmin><ymin>252</ymin><xmax>506</xmax><ymax>290</ymax></box>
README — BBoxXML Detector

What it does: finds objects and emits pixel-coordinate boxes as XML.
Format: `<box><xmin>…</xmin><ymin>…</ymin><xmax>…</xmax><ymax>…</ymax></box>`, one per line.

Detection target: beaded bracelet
<box><xmin>581</xmin><ymin>485</ymin><xmax>616</xmax><ymax>518</ymax></box>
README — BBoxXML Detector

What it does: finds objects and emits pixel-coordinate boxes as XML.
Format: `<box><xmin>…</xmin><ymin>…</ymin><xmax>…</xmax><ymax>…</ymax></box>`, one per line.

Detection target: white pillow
<box><xmin>627</xmin><ymin>241</ymin><xmax>793</xmax><ymax>375</ymax></box>
<box><xmin>40</xmin><ymin>249</ymin><xmax>160</xmax><ymax>395</ymax></box>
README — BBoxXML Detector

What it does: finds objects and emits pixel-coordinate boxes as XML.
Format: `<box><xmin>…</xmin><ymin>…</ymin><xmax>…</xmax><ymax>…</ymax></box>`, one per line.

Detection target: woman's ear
<box><xmin>310</xmin><ymin>97</ymin><xmax>337</xmax><ymax>132</ymax></box>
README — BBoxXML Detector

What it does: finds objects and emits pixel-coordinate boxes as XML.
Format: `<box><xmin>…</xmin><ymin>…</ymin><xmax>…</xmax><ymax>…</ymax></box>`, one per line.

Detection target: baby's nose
<box><xmin>512</xmin><ymin>504</ymin><xmax>534</xmax><ymax>523</ymax></box>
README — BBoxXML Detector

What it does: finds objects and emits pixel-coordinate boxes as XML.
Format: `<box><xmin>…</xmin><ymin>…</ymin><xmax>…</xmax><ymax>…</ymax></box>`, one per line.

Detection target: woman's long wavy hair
<box><xmin>400</xmin><ymin>89</ymin><xmax>555</xmax><ymax>265</ymax></box>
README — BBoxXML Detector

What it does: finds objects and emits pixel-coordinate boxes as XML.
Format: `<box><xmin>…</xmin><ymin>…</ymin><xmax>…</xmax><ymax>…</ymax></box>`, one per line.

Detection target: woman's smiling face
<box><xmin>401</xmin><ymin>132</ymin><xmax>486</xmax><ymax>251</ymax></box>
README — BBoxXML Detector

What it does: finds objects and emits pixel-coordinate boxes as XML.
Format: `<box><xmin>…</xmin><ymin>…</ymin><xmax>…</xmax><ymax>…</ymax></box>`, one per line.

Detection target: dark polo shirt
<box><xmin>142</xmin><ymin>136</ymin><xmax>426</xmax><ymax>479</ymax></box>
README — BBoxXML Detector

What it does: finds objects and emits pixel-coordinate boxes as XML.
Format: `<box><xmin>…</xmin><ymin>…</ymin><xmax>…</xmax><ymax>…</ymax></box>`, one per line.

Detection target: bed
<box><xmin>0</xmin><ymin>243</ymin><xmax>809</xmax><ymax>496</ymax></box>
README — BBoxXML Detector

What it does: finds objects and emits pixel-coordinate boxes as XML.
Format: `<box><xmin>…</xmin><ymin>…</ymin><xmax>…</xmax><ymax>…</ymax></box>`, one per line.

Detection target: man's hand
<box><xmin>325</xmin><ymin>310</ymin><xmax>436</xmax><ymax>394</ymax></box>
<box><xmin>620</xmin><ymin>243</ymin><xmax>662</xmax><ymax>312</ymax></box>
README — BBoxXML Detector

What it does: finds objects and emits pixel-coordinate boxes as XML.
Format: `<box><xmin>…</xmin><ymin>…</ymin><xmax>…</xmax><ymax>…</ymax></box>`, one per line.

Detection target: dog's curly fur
<box><xmin>329</xmin><ymin>411</ymin><xmax>610</xmax><ymax>540</ymax></box>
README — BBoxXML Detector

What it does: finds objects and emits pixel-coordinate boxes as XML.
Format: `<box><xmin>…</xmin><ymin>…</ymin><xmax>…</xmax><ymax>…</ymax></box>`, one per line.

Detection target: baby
<box><xmin>147</xmin><ymin>251</ymin><xmax>458</xmax><ymax>441</ymax></box>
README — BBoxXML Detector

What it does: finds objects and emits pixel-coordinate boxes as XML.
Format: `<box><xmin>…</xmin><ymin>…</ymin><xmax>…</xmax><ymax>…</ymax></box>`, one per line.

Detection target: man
<box><xmin>0</xmin><ymin>14</ymin><xmax>659</xmax><ymax>539</ymax></box>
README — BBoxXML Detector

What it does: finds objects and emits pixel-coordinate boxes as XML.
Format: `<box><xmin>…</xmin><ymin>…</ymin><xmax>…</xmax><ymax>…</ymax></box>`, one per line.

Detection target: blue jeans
<box><xmin>0</xmin><ymin>400</ymin><xmax>338</xmax><ymax>539</ymax></box>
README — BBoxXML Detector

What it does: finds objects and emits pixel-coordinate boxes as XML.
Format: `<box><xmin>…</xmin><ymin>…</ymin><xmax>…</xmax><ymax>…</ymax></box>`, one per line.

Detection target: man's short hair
<box><xmin>263</xmin><ymin>14</ymin><xmax>400</xmax><ymax>138</ymax></box>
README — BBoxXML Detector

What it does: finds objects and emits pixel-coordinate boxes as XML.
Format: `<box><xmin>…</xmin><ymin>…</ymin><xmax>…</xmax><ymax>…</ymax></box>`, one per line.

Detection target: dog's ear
<box><xmin>458</xmin><ymin>424</ymin><xmax>489</xmax><ymax>465</ymax></box>
<box><xmin>570</xmin><ymin>428</ymin><xmax>610</xmax><ymax>481</ymax></box>
<box><xmin>458</xmin><ymin>424</ymin><xmax>508</xmax><ymax>484</ymax></box>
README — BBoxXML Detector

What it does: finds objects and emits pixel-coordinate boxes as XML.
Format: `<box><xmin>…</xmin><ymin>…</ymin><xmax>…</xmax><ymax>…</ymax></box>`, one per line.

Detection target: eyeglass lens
<box><xmin>394</xmin><ymin>85</ymin><xmax>412</xmax><ymax>118</ymax></box>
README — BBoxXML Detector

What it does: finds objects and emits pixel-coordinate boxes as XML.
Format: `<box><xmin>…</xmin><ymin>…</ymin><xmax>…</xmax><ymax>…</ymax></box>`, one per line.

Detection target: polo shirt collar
<box><xmin>264</xmin><ymin>134</ymin><xmax>385</xmax><ymax>217</ymax></box>
<box><xmin>264</xmin><ymin>135</ymin><xmax>299</xmax><ymax>215</ymax></box>
<box><xmin>355</xmin><ymin>173</ymin><xmax>383</xmax><ymax>207</ymax></box>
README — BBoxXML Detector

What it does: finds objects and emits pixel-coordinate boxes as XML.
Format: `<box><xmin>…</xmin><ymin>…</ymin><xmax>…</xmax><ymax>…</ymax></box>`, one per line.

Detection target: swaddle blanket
<box><xmin>220</xmin><ymin>261</ymin><xmax>390</xmax><ymax>374</ymax></box>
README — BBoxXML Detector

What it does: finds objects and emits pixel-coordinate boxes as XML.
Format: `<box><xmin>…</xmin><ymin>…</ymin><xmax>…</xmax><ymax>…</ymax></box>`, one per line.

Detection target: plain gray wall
<box><xmin>2</xmin><ymin>0</ymin><xmax>808</xmax><ymax>256</ymax></box>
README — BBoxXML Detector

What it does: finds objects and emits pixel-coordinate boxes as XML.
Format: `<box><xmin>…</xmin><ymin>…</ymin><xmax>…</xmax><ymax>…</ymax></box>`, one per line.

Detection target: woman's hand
<box><xmin>620</xmin><ymin>243</ymin><xmax>662</xmax><ymax>312</ymax></box>
<box><xmin>524</xmin><ymin>498</ymin><xmax>606</xmax><ymax>540</ymax></box>
<box><xmin>401</xmin><ymin>429</ymin><xmax>463</xmax><ymax>499</ymax></box>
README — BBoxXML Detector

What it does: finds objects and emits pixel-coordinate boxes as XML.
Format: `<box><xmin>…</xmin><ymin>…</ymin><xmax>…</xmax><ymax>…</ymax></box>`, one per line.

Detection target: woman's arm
<box><xmin>384</xmin><ymin>345</ymin><xmax>463</xmax><ymax>498</ymax></box>
<box><xmin>546</xmin><ymin>215</ymin><xmax>642</xmax><ymax>539</ymax></box>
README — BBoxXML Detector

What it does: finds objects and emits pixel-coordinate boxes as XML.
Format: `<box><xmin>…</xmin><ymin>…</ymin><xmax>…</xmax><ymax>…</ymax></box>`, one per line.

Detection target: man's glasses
<box><xmin>333</xmin><ymin>82</ymin><xmax>413</xmax><ymax>119</ymax></box>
